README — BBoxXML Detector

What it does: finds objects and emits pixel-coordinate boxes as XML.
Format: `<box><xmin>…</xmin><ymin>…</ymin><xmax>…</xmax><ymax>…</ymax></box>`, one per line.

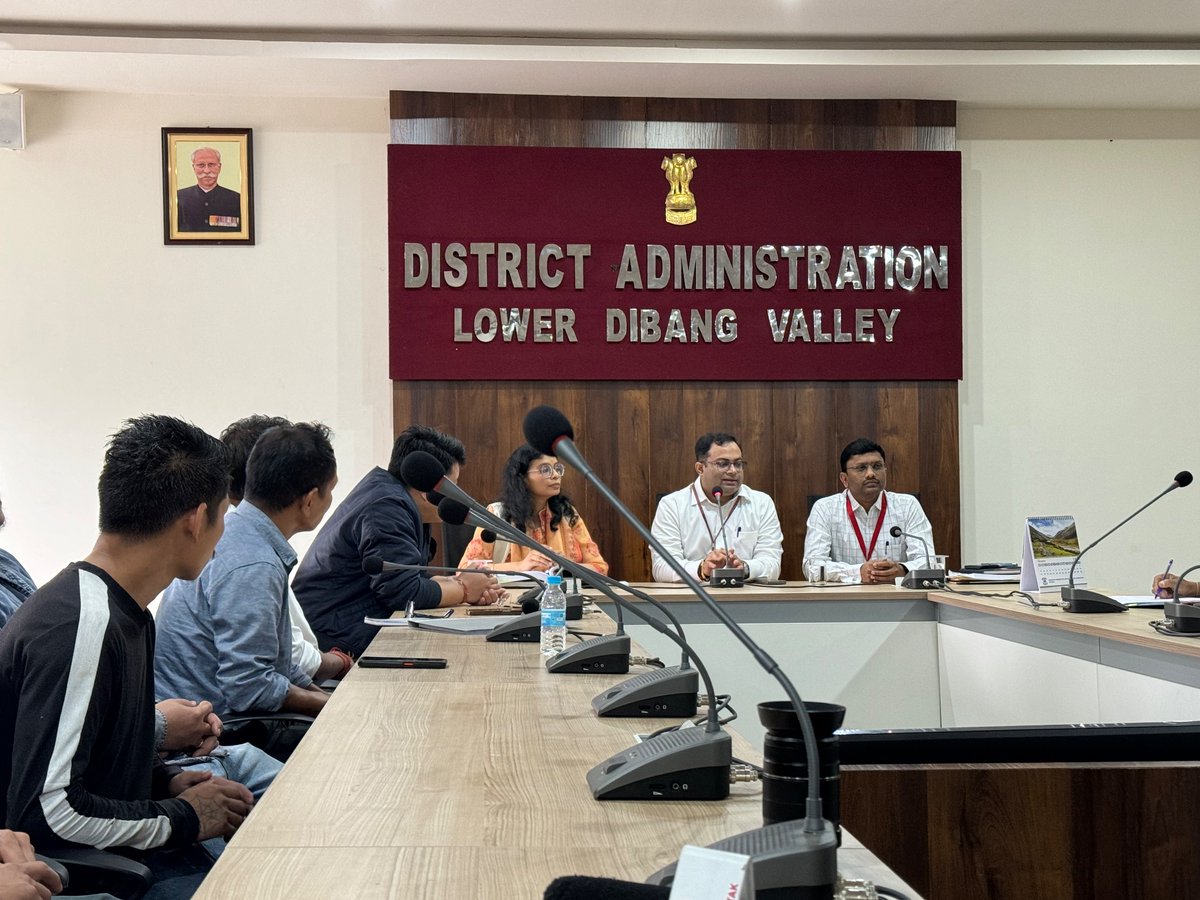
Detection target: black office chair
<box><xmin>440</xmin><ymin>520</ymin><xmax>477</xmax><ymax>569</ymax></box>
<box><xmin>221</xmin><ymin>712</ymin><xmax>314</xmax><ymax>763</ymax></box>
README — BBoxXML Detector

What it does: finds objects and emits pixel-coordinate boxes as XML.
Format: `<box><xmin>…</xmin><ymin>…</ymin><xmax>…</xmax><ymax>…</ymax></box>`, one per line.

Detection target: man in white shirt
<box><xmin>650</xmin><ymin>432</ymin><xmax>783</xmax><ymax>582</ymax></box>
<box><xmin>803</xmin><ymin>438</ymin><xmax>935</xmax><ymax>585</ymax></box>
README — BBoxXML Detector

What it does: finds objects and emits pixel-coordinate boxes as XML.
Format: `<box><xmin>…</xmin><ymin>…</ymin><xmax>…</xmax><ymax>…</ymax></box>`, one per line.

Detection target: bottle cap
<box><xmin>546</xmin><ymin>574</ymin><xmax>563</xmax><ymax>585</ymax></box>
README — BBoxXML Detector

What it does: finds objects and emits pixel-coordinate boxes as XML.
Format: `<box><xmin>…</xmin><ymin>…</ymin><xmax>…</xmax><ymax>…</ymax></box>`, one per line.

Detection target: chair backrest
<box><xmin>441</xmin><ymin>521</ymin><xmax>476</xmax><ymax>569</ymax></box>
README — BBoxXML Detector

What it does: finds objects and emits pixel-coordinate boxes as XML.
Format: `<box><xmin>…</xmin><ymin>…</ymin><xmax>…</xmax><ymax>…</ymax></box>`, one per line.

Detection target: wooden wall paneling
<box><xmin>771</xmin><ymin>382</ymin><xmax>837</xmax><ymax>575</ymax></box>
<box><xmin>843</xmin><ymin>764</ymin><xmax>1200</xmax><ymax>900</ymax></box>
<box><xmin>918</xmin><ymin>382</ymin><xmax>962</xmax><ymax>568</ymax></box>
<box><xmin>580</xmin><ymin>97</ymin><xmax>649</xmax><ymax>148</ymax></box>
<box><xmin>767</xmin><ymin>99</ymin><xmax>835</xmax><ymax>151</ymax></box>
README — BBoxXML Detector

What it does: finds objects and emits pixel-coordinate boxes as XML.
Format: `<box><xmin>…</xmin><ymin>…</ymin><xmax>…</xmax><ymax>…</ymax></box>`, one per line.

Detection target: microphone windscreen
<box><xmin>519</xmin><ymin>586</ymin><xmax>543</xmax><ymax>614</ymax></box>
<box><xmin>889</xmin><ymin>525</ymin><xmax>903</xmax><ymax>538</ymax></box>
<box><xmin>523</xmin><ymin>405</ymin><xmax>574</xmax><ymax>455</ymax></box>
<box><xmin>362</xmin><ymin>557</ymin><xmax>384</xmax><ymax>576</ymax></box>
<box><xmin>481</xmin><ymin>529</ymin><xmax>498</xmax><ymax>543</ymax></box>
<box><xmin>543</xmin><ymin>876</ymin><xmax>669</xmax><ymax>900</ymax></box>
<box><xmin>399</xmin><ymin>451</ymin><xmax>445</xmax><ymax>491</ymax></box>
<box><xmin>425</xmin><ymin>488</ymin><xmax>445</xmax><ymax>506</ymax></box>
<box><xmin>437</xmin><ymin>496</ymin><xmax>471</xmax><ymax>526</ymax></box>
<box><xmin>1176</xmin><ymin>471</ymin><xmax>1194</xmax><ymax>488</ymax></box>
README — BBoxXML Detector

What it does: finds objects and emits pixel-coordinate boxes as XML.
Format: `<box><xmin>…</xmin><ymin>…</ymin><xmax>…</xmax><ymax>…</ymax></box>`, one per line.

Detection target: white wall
<box><xmin>959</xmin><ymin>109</ymin><xmax>1200</xmax><ymax>593</ymax></box>
<box><xmin>3</xmin><ymin>97</ymin><xmax>1199</xmax><ymax>598</ymax></box>
<box><xmin>0</xmin><ymin>91</ymin><xmax>392</xmax><ymax>583</ymax></box>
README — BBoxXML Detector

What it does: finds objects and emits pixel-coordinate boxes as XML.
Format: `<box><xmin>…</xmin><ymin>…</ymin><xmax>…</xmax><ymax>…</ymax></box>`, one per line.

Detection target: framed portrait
<box><xmin>162</xmin><ymin>127</ymin><xmax>255</xmax><ymax>245</ymax></box>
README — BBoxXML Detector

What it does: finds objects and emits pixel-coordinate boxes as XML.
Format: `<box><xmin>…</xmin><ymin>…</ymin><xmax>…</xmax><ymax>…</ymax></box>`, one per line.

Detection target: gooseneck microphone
<box><xmin>523</xmin><ymin>405</ymin><xmax>837</xmax><ymax>896</ymax></box>
<box><xmin>888</xmin><ymin>524</ymin><xmax>944</xmax><ymax>589</ymax></box>
<box><xmin>436</xmin><ymin>493</ymin><xmax>700</xmax><ymax>716</ymax></box>
<box><xmin>434</xmin><ymin>486</ymin><xmax>727</xmax><ymax>794</ymax></box>
<box><xmin>709</xmin><ymin>488</ymin><xmax>745</xmax><ymax>588</ymax></box>
<box><xmin>1063</xmin><ymin>470</ymin><xmax>1193</xmax><ymax>614</ymax></box>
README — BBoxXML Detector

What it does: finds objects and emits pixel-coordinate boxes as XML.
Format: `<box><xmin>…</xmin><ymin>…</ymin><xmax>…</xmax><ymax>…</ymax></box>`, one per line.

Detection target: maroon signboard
<box><xmin>388</xmin><ymin>145</ymin><xmax>961</xmax><ymax>380</ymax></box>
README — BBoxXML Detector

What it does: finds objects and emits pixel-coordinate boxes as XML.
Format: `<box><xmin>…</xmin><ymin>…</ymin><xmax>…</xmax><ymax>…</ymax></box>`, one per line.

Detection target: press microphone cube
<box><xmin>566</xmin><ymin>592</ymin><xmax>584</xmax><ymax>620</ymax></box>
<box><xmin>591</xmin><ymin>666</ymin><xmax>700</xmax><ymax>718</ymax></box>
<box><xmin>1164</xmin><ymin>602</ymin><xmax>1200</xmax><ymax>633</ymax></box>
<box><xmin>586</xmin><ymin>727</ymin><xmax>731</xmax><ymax>800</ymax></box>
<box><xmin>900</xmin><ymin>567</ymin><xmax>946</xmax><ymax>589</ymax></box>
<box><xmin>647</xmin><ymin>818</ymin><xmax>838</xmax><ymax>896</ymax></box>
<box><xmin>708</xmin><ymin>567</ymin><xmax>746</xmax><ymax>588</ymax></box>
<box><xmin>485</xmin><ymin>610</ymin><xmax>543</xmax><ymax>642</ymax></box>
<box><xmin>546</xmin><ymin>633</ymin><xmax>631</xmax><ymax>674</ymax></box>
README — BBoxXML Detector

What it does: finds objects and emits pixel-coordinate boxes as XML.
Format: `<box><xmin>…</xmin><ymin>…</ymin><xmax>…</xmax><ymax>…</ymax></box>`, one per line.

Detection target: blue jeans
<box><xmin>164</xmin><ymin>743</ymin><xmax>282</xmax><ymax>801</ymax></box>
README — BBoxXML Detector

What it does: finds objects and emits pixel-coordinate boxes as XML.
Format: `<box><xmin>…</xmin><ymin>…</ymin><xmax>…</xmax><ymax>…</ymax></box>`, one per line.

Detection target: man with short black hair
<box><xmin>221</xmin><ymin>415</ymin><xmax>353</xmax><ymax>682</ymax></box>
<box><xmin>650</xmin><ymin>432</ymin><xmax>783</xmax><ymax>583</ymax></box>
<box><xmin>0</xmin><ymin>415</ymin><xmax>253</xmax><ymax>896</ymax></box>
<box><xmin>293</xmin><ymin>425</ymin><xmax>503</xmax><ymax>657</ymax></box>
<box><xmin>155</xmin><ymin>423</ymin><xmax>338</xmax><ymax>727</ymax></box>
<box><xmin>803</xmin><ymin>438</ymin><xmax>936</xmax><ymax>585</ymax></box>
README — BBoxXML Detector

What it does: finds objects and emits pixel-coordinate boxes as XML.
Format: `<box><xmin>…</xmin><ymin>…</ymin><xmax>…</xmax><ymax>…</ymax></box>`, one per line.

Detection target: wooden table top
<box><xmin>194</xmin><ymin>608</ymin><xmax>924</xmax><ymax>899</ymax></box>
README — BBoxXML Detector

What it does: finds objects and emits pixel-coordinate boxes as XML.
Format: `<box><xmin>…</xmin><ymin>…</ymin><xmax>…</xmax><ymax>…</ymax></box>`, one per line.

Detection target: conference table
<box><xmin>193</xmin><ymin>594</ymin><xmax>925</xmax><ymax>899</ymax></box>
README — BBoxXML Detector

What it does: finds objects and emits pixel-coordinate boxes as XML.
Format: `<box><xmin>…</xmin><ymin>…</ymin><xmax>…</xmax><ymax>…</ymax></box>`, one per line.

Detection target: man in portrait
<box><xmin>176</xmin><ymin>146</ymin><xmax>242</xmax><ymax>232</ymax></box>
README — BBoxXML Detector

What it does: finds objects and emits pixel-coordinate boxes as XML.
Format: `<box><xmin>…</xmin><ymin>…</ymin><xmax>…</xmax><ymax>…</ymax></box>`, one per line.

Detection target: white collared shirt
<box><xmin>650</xmin><ymin>477</ymin><xmax>783</xmax><ymax>582</ymax></box>
<box><xmin>802</xmin><ymin>489</ymin><xmax>934</xmax><ymax>583</ymax></box>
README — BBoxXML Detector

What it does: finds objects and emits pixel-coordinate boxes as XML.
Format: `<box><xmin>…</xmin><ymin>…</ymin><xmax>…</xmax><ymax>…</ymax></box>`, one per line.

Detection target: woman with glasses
<box><xmin>458</xmin><ymin>444</ymin><xmax>609</xmax><ymax>575</ymax></box>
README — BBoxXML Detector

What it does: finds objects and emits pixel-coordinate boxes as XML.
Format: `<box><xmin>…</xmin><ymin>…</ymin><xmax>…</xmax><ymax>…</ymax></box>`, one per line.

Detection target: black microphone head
<box><xmin>481</xmin><ymin>529</ymin><xmax>498</xmax><ymax>543</ymax></box>
<box><xmin>399</xmin><ymin>451</ymin><xmax>445</xmax><ymax>491</ymax></box>
<box><xmin>712</xmin><ymin>487</ymin><xmax>722</xmax><ymax>499</ymax></box>
<box><xmin>523</xmin><ymin>405</ymin><xmax>574</xmax><ymax>456</ymax></box>
<box><xmin>889</xmin><ymin>525</ymin><xmax>903</xmax><ymax>538</ymax></box>
<box><xmin>362</xmin><ymin>556</ymin><xmax>384</xmax><ymax>576</ymax></box>
<box><xmin>437</xmin><ymin>495</ymin><xmax>471</xmax><ymax>526</ymax></box>
<box><xmin>519</xmin><ymin>586</ymin><xmax>543</xmax><ymax>614</ymax></box>
<box><xmin>1176</xmin><ymin>471</ymin><xmax>1193</xmax><ymax>488</ymax></box>
<box><xmin>425</xmin><ymin>488</ymin><xmax>445</xmax><ymax>506</ymax></box>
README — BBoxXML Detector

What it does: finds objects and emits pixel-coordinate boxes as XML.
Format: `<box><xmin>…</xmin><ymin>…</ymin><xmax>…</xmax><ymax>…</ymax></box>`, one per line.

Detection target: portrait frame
<box><xmin>162</xmin><ymin>127</ymin><xmax>255</xmax><ymax>245</ymax></box>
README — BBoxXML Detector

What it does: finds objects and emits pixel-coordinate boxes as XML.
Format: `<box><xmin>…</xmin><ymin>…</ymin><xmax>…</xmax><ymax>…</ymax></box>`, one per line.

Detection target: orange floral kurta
<box><xmin>458</xmin><ymin>506</ymin><xmax>609</xmax><ymax>575</ymax></box>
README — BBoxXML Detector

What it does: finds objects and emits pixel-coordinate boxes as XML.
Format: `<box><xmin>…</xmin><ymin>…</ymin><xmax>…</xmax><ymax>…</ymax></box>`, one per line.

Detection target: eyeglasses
<box><xmin>847</xmin><ymin>463</ymin><xmax>887</xmax><ymax>475</ymax></box>
<box><xmin>703</xmin><ymin>459</ymin><xmax>748</xmax><ymax>472</ymax></box>
<box><xmin>533</xmin><ymin>463</ymin><xmax>566</xmax><ymax>478</ymax></box>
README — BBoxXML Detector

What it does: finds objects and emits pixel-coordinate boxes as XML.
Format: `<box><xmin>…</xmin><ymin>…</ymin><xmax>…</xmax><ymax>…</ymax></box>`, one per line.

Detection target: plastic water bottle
<box><xmin>540</xmin><ymin>574</ymin><xmax>567</xmax><ymax>658</ymax></box>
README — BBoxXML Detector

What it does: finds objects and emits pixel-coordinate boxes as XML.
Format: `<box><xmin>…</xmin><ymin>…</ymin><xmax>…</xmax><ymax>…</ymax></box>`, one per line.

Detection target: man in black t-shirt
<box><xmin>0</xmin><ymin>415</ymin><xmax>253</xmax><ymax>896</ymax></box>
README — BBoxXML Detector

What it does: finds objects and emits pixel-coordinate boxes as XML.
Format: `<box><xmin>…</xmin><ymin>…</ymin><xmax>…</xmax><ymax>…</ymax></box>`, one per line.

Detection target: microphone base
<box><xmin>708</xmin><ymin>567</ymin><xmax>747</xmax><ymax>588</ymax></box>
<box><xmin>1163</xmin><ymin>602</ymin><xmax>1200</xmax><ymax>633</ymax></box>
<box><xmin>647</xmin><ymin>818</ymin><xmax>838</xmax><ymax>898</ymax></box>
<box><xmin>901</xmin><ymin>568</ymin><xmax>946</xmax><ymax>589</ymax></box>
<box><xmin>591</xmin><ymin>666</ymin><xmax>700</xmax><ymax>718</ymax></box>
<box><xmin>587</xmin><ymin>727</ymin><xmax>732</xmax><ymax>801</ymax></box>
<box><xmin>485</xmin><ymin>610</ymin><xmax>543</xmax><ymax>642</ymax></box>
<box><xmin>546</xmin><ymin>634</ymin><xmax>631</xmax><ymax>674</ymax></box>
<box><xmin>1060</xmin><ymin>586</ymin><xmax>1129</xmax><ymax>614</ymax></box>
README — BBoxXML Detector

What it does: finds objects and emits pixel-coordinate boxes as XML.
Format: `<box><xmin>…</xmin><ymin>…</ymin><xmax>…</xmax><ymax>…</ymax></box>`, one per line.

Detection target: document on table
<box><xmin>948</xmin><ymin>570</ymin><xmax>1022</xmax><ymax>583</ymax></box>
<box><xmin>1112</xmin><ymin>595</ymin><xmax>1165</xmax><ymax>609</ymax></box>
<box><xmin>364</xmin><ymin>615</ymin><xmax>522</xmax><ymax>634</ymax></box>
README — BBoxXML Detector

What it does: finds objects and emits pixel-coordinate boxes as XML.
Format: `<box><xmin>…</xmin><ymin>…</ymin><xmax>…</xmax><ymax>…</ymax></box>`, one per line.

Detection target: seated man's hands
<box><xmin>699</xmin><ymin>548</ymin><xmax>729</xmax><ymax>580</ymax></box>
<box><xmin>459</xmin><ymin>571</ymin><xmax>505</xmax><ymax>606</ymax></box>
<box><xmin>0</xmin><ymin>830</ymin><xmax>62</xmax><ymax>900</ymax></box>
<box><xmin>174</xmin><ymin>772</ymin><xmax>255</xmax><ymax>841</ymax></box>
<box><xmin>860</xmin><ymin>559</ymin><xmax>905</xmax><ymax>584</ymax></box>
<box><xmin>157</xmin><ymin>698</ymin><xmax>222</xmax><ymax>756</ymax></box>
<box><xmin>1154</xmin><ymin>573</ymin><xmax>1198</xmax><ymax>599</ymax></box>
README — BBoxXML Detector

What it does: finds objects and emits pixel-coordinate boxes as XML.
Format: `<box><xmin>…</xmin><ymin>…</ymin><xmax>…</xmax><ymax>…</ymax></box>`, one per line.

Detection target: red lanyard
<box><xmin>846</xmin><ymin>492</ymin><xmax>888</xmax><ymax>559</ymax></box>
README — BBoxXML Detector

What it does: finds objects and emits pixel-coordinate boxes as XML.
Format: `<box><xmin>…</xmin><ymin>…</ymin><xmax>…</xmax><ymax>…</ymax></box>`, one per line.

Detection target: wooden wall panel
<box><xmin>842</xmin><ymin>764</ymin><xmax>1200</xmax><ymax>900</ymax></box>
<box><xmin>389</xmin><ymin>93</ymin><xmax>960</xmax><ymax>580</ymax></box>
